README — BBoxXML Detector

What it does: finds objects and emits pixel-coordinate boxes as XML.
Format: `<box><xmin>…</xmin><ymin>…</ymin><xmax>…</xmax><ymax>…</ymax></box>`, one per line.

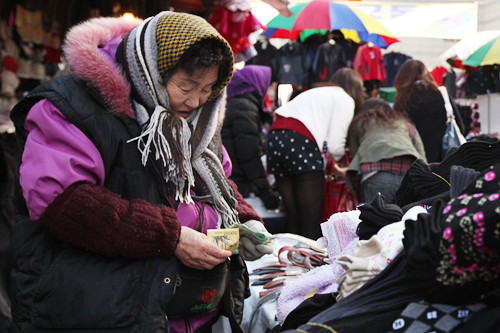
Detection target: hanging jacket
<box><xmin>313</xmin><ymin>42</ymin><xmax>347</xmax><ymax>82</ymax></box>
<box><xmin>273</xmin><ymin>41</ymin><xmax>311</xmax><ymax>86</ymax></box>
<box><xmin>246</xmin><ymin>40</ymin><xmax>278</xmax><ymax>81</ymax></box>
<box><xmin>354</xmin><ymin>44</ymin><xmax>386</xmax><ymax>83</ymax></box>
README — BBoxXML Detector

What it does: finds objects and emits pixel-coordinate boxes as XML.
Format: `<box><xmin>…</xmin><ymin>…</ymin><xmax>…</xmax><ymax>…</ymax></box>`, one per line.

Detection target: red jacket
<box><xmin>354</xmin><ymin>44</ymin><xmax>386</xmax><ymax>84</ymax></box>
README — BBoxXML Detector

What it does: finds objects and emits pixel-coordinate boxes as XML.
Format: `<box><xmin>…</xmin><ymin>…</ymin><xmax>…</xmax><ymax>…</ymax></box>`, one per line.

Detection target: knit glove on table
<box><xmin>239</xmin><ymin>220</ymin><xmax>274</xmax><ymax>261</ymax></box>
<box><xmin>357</xmin><ymin>193</ymin><xmax>403</xmax><ymax>240</ymax></box>
<box><xmin>259</xmin><ymin>187</ymin><xmax>280</xmax><ymax>210</ymax></box>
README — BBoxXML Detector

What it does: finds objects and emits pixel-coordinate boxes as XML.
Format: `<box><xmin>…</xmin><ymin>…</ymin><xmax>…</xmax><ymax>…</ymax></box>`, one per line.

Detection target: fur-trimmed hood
<box><xmin>63</xmin><ymin>17</ymin><xmax>142</xmax><ymax>119</ymax></box>
<box><xmin>63</xmin><ymin>16</ymin><xmax>228</xmax><ymax>124</ymax></box>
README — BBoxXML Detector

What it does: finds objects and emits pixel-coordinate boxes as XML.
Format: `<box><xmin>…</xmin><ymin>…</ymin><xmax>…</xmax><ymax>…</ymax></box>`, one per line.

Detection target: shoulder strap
<box><xmin>438</xmin><ymin>86</ymin><xmax>454</xmax><ymax>120</ymax></box>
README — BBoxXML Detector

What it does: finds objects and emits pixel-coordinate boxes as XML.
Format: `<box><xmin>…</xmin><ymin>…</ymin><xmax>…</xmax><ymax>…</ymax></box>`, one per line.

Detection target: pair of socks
<box><xmin>336</xmin><ymin>236</ymin><xmax>386</xmax><ymax>301</ymax></box>
<box><xmin>336</xmin><ymin>269</ymin><xmax>379</xmax><ymax>300</ymax></box>
<box><xmin>449</xmin><ymin>165</ymin><xmax>480</xmax><ymax>198</ymax></box>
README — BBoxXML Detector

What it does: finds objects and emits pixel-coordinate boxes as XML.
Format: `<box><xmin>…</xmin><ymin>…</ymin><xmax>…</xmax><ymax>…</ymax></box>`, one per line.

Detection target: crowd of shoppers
<box><xmin>1</xmin><ymin>7</ymin><xmax>498</xmax><ymax>333</ymax></box>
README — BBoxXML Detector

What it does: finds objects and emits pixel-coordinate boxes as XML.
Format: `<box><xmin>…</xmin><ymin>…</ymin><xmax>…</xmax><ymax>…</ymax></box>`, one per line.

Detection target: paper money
<box><xmin>207</xmin><ymin>228</ymin><xmax>240</xmax><ymax>253</ymax></box>
<box><xmin>235</xmin><ymin>223</ymin><xmax>275</xmax><ymax>245</ymax></box>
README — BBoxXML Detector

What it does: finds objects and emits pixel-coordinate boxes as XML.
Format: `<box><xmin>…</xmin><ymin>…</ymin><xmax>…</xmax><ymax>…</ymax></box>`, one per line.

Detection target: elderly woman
<box><xmin>9</xmin><ymin>12</ymin><xmax>272</xmax><ymax>333</ymax></box>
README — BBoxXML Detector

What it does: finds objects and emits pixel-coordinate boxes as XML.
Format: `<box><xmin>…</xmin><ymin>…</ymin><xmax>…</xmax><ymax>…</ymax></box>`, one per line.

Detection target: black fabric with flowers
<box><xmin>403</xmin><ymin>162</ymin><xmax>500</xmax><ymax>305</ymax></box>
<box><xmin>437</xmin><ymin>165</ymin><xmax>500</xmax><ymax>287</ymax></box>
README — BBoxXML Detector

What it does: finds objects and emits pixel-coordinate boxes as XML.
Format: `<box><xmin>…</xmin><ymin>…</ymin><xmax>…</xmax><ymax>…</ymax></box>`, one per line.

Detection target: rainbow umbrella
<box><xmin>464</xmin><ymin>36</ymin><xmax>500</xmax><ymax>67</ymax></box>
<box><xmin>262</xmin><ymin>0</ymin><xmax>398</xmax><ymax>48</ymax></box>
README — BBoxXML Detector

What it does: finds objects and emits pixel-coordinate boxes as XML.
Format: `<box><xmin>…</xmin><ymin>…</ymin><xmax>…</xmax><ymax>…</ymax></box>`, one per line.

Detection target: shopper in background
<box><xmin>222</xmin><ymin>65</ymin><xmax>280</xmax><ymax>210</ymax></box>
<box><xmin>9</xmin><ymin>12</ymin><xmax>273</xmax><ymax>333</ymax></box>
<box><xmin>393</xmin><ymin>59</ymin><xmax>465</xmax><ymax>163</ymax></box>
<box><xmin>338</xmin><ymin>98</ymin><xmax>427</xmax><ymax>204</ymax></box>
<box><xmin>266</xmin><ymin>68</ymin><xmax>364</xmax><ymax>239</ymax></box>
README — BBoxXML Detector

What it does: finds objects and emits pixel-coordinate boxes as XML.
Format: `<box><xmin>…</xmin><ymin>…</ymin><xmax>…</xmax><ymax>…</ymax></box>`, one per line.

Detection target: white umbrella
<box><xmin>439</xmin><ymin>30</ymin><xmax>500</xmax><ymax>66</ymax></box>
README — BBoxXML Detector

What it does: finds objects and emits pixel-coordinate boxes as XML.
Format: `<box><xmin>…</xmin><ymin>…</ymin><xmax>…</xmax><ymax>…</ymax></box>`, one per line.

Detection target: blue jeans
<box><xmin>361</xmin><ymin>171</ymin><xmax>404</xmax><ymax>204</ymax></box>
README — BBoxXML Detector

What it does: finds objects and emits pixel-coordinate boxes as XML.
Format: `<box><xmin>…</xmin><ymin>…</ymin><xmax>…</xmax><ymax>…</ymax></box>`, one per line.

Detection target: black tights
<box><xmin>276</xmin><ymin>171</ymin><xmax>325</xmax><ymax>240</ymax></box>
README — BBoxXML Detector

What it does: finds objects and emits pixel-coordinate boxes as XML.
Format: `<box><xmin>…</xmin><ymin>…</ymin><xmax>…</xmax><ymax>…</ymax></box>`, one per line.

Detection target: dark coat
<box><xmin>9</xmin><ymin>75</ymin><xmax>247</xmax><ymax>332</ymax></box>
<box><xmin>222</xmin><ymin>92</ymin><xmax>272</xmax><ymax>198</ymax></box>
<box><xmin>406</xmin><ymin>89</ymin><xmax>465</xmax><ymax>163</ymax></box>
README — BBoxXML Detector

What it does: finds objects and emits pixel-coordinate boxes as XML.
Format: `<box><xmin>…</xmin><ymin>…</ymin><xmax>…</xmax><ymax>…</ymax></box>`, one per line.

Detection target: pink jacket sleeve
<box><xmin>20</xmin><ymin>99</ymin><xmax>105</xmax><ymax>220</ymax></box>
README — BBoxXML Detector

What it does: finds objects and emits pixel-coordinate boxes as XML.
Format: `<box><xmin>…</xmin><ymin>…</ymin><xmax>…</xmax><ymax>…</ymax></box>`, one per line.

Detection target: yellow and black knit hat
<box><xmin>156</xmin><ymin>13</ymin><xmax>234</xmax><ymax>100</ymax></box>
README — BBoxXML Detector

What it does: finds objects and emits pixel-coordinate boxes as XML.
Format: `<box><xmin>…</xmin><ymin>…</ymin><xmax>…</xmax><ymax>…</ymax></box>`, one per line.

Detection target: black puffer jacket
<box><xmin>222</xmin><ymin>92</ymin><xmax>272</xmax><ymax>198</ymax></box>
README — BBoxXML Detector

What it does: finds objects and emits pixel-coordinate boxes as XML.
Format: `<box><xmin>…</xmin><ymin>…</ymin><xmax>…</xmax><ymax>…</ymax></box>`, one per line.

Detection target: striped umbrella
<box><xmin>464</xmin><ymin>36</ymin><xmax>500</xmax><ymax>67</ymax></box>
<box><xmin>262</xmin><ymin>0</ymin><xmax>398</xmax><ymax>48</ymax></box>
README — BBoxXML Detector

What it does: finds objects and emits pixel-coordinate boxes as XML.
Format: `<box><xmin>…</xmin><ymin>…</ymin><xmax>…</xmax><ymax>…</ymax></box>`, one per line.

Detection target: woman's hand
<box><xmin>332</xmin><ymin>164</ymin><xmax>348</xmax><ymax>178</ymax></box>
<box><xmin>174</xmin><ymin>226</ymin><xmax>231</xmax><ymax>270</ymax></box>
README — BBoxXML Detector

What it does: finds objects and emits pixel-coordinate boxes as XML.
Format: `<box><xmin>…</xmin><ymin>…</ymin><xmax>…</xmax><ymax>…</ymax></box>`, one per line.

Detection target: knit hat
<box><xmin>226</xmin><ymin>65</ymin><xmax>271</xmax><ymax>99</ymax></box>
<box><xmin>123</xmin><ymin>12</ymin><xmax>238</xmax><ymax>228</ymax></box>
<box><xmin>449</xmin><ymin>165</ymin><xmax>480</xmax><ymax>198</ymax></box>
<box><xmin>395</xmin><ymin>159</ymin><xmax>450</xmax><ymax>207</ymax></box>
<box><xmin>357</xmin><ymin>193</ymin><xmax>404</xmax><ymax>240</ymax></box>
<box><xmin>396</xmin><ymin>140</ymin><xmax>500</xmax><ymax>208</ymax></box>
<box><xmin>155</xmin><ymin>13</ymin><xmax>233</xmax><ymax>101</ymax></box>
<box><xmin>435</xmin><ymin>139</ymin><xmax>500</xmax><ymax>181</ymax></box>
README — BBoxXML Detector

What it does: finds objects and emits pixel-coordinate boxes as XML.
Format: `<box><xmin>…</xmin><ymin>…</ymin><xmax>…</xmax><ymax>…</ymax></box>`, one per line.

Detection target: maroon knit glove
<box><xmin>228</xmin><ymin>179</ymin><xmax>263</xmax><ymax>224</ymax></box>
<box><xmin>38</xmin><ymin>182</ymin><xmax>181</xmax><ymax>259</ymax></box>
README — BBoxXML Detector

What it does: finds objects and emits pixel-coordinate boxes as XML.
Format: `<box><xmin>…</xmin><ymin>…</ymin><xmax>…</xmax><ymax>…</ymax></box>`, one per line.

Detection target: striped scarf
<box><xmin>123</xmin><ymin>12</ymin><xmax>239</xmax><ymax>228</ymax></box>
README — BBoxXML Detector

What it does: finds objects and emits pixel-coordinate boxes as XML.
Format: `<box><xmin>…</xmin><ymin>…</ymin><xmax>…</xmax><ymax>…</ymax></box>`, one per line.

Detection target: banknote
<box><xmin>207</xmin><ymin>228</ymin><xmax>240</xmax><ymax>253</ymax></box>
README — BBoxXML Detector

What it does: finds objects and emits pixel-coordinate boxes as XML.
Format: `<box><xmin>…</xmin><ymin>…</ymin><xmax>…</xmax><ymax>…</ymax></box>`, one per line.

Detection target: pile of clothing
<box><xmin>273</xmin><ymin>139</ymin><xmax>500</xmax><ymax>333</ymax></box>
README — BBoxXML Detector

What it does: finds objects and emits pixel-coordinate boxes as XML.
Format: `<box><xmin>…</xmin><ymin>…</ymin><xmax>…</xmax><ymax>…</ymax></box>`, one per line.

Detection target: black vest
<box><xmin>11</xmin><ymin>74</ymin><xmax>170</xmax><ymax>206</ymax></box>
<box><xmin>9</xmin><ymin>75</ymin><xmax>180</xmax><ymax>332</ymax></box>
<box><xmin>9</xmin><ymin>75</ymin><xmax>246</xmax><ymax>333</ymax></box>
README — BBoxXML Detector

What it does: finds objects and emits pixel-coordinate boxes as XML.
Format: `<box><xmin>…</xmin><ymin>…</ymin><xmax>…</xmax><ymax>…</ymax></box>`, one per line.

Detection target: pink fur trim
<box><xmin>218</xmin><ymin>93</ymin><xmax>227</xmax><ymax>126</ymax></box>
<box><xmin>63</xmin><ymin>17</ymin><xmax>142</xmax><ymax>118</ymax></box>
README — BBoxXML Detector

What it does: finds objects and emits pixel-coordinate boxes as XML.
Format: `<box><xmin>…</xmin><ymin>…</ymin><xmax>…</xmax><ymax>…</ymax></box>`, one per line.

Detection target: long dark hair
<box><xmin>349</xmin><ymin>98</ymin><xmax>409</xmax><ymax>139</ymax></box>
<box><xmin>328</xmin><ymin>68</ymin><xmax>365</xmax><ymax>115</ymax></box>
<box><xmin>393</xmin><ymin>59</ymin><xmax>439</xmax><ymax>113</ymax></box>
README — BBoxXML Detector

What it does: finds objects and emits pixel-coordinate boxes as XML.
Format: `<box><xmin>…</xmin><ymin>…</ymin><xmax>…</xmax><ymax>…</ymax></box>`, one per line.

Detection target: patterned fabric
<box><xmin>156</xmin><ymin>13</ymin><xmax>233</xmax><ymax>100</ymax></box>
<box><xmin>266</xmin><ymin>129</ymin><xmax>323</xmax><ymax>177</ymax></box>
<box><xmin>360</xmin><ymin>155</ymin><xmax>416</xmax><ymax>176</ymax></box>
<box><xmin>437</xmin><ymin>163</ymin><xmax>500</xmax><ymax>287</ymax></box>
<box><xmin>388</xmin><ymin>300</ymin><xmax>486</xmax><ymax>333</ymax></box>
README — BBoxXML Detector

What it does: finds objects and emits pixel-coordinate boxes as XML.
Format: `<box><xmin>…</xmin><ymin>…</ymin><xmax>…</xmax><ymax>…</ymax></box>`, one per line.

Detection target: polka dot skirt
<box><xmin>266</xmin><ymin>129</ymin><xmax>324</xmax><ymax>177</ymax></box>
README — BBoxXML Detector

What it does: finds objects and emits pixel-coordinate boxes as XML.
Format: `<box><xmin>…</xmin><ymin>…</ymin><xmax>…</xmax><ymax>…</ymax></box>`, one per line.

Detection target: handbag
<box><xmin>167</xmin><ymin>259</ymin><xmax>230</xmax><ymax>317</ymax></box>
<box><xmin>322</xmin><ymin>143</ymin><xmax>359</xmax><ymax>222</ymax></box>
<box><xmin>439</xmin><ymin>86</ymin><xmax>466</xmax><ymax>158</ymax></box>
<box><xmin>14</xmin><ymin>218</ymin><xmax>246</xmax><ymax>331</ymax></box>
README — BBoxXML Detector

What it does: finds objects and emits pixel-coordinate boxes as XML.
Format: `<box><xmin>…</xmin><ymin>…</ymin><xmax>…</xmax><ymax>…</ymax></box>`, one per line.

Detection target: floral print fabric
<box><xmin>402</xmin><ymin>161</ymin><xmax>500</xmax><ymax>305</ymax></box>
<box><xmin>437</xmin><ymin>165</ymin><xmax>500</xmax><ymax>286</ymax></box>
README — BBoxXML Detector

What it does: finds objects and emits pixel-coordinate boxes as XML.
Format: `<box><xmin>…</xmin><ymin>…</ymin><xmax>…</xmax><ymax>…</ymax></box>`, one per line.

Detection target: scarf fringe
<box><xmin>128</xmin><ymin>105</ymin><xmax>195</xmax><ymax>204</ymax></box>
<box><xmin>124</xmin><ymin>12</ymin><xmax>238</xmax><ymax>226</ymax></box>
